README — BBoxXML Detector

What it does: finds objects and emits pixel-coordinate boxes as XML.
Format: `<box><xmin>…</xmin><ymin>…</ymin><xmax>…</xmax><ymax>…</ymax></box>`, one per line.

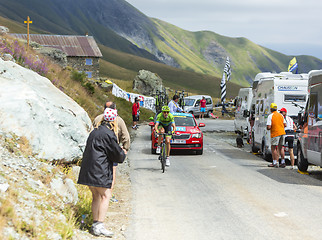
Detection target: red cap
<box><xmin>279</xmin><ymin>107</ymin><xmax>287</xmax><ymax>113</ymax></box>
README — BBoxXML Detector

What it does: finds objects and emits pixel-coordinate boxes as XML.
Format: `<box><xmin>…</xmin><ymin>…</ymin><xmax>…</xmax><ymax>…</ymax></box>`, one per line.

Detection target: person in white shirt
<box><xmin>168</xmin><ymin>95</ymin><xmax>184</xmax><ymax>114</ymax></box>
<box><xmin>279</xmin><ymin>107</ymin><xmax>297</xmax><ymax>169</ymax></box>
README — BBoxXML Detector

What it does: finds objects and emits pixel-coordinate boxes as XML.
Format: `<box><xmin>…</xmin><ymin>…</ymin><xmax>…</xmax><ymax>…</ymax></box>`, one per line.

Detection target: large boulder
<box><xmin>0</xmin><ymin>58</ymin><xmax>92</xmax><ymax>162</ymax></box>
<box><xmin>133</xmin><ymin>69</ymin><xmax>163</xmax><ymax>96</ymax></box>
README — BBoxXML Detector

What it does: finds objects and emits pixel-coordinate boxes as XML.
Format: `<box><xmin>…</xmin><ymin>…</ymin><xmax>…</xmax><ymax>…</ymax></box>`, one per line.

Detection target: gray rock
<box><xmin>99</xmin><ymin>81</ymin><xmax>113</xmax><ymax>92</ymax></box>
<box><xmin>0</xmin><ymin>26</ymin><xmax>9</xmax><ymax>35</ymax></box>
<box><xmin>2</xmin><ymin>53</ymin><xmax>14</xmax><ymax>62</ymax></box>
<box><xmin>133</xmin><ymin>70</ymin><xmax>163</xmax><ymax>96</ymax></box>
<box><xmin>50</xmin><ymin>177</ymin><xmax>78</xmax><ymax>204</ymax></box>
<box><xmin>0</xmin><ymin>183</ymin><xmax>9</xmax><ymax>192</ymax></box>
<box><xmin>0</xmin><ymin>58</ymin><xmax>91</xmax><ymax>162</ymax></box>
<box><xmin>36</xmin><ymin>47</ymin><xmax>67</xmax><ymax>67</ymax></box>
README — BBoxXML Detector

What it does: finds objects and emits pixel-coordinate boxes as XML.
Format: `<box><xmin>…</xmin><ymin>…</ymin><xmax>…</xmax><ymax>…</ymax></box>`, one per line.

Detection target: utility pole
<box><xmin>24</xmin><ymin>16</ymin><xmax>32</xmax><ymax>48</ymax></box>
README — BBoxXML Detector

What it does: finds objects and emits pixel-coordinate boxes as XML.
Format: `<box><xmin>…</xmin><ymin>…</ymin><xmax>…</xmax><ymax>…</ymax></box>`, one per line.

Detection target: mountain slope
<box><xmin>0</xmin><ymin>0</ymin><xmax>321</xmax><ymax>87</ymax></box>
<box><xmin>0</xmin><ymin>0</ymin><xmax>159</xmax><ymax>61</ymax></box>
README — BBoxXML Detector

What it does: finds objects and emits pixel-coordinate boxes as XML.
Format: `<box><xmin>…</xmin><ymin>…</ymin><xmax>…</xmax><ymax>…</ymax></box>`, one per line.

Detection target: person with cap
<box><xmin>78</xmin><ymin>108</ymin><xmax>126</xmax><ymax>237</ymax></box>
<box><xmin>154</xmin><ymin>105</ymin><xmax>176</xmax><ymax>166</ymax></box>
<box><xmin>279</xmin><ymin>107</ymin><xmax>297</xmax><ymax>169</ymax></box>
<box><xmin>168</xmin><ymin>95</ymin><xmax>185</xmax><ymax>114</ymax></box>
<box><xmin>132</xmin><ymin>97</ymin><xmax>140</xmax><ymax>129</ymax></box>
<box><xmin>266</xmin><ymin>103</ymin><xmax>286</xmax><ymax>168</ymax></box>
<box><xmin>92</xmin><ymin>101</ymin><xmax>130</xmax><ymax>201</ymax></box>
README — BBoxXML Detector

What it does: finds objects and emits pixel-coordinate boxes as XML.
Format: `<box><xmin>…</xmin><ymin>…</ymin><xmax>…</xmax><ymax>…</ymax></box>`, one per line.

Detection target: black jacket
<box><xmin>77</xmin><ymin>124</ymin><xmax>126</xmax><ymax>188</ymax></box>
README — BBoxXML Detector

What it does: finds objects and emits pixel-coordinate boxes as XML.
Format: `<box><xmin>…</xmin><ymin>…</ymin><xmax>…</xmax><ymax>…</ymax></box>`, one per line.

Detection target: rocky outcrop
<box><xmin>202</xmin><ymin>41</ymin><xmax>229</xmax><ymax>66</ymax></box>
<box><xmin>0</xmin><ymin>58</ymin><xmax>92</xmax><ymax>162</ymax></box>
<box><xmin>0</xmin><ymin>26</ymin><xmax>9</xmax><ymax>35</ymax></box>
<box><xmin>133</xmin><ymin>70</ymin><xmax>163</xmax><ymax>96</ymax></box>
<box><xmin>36</xmin><ymin>46</ymin><xmax>68</xmax><ymax>67</ymax></box>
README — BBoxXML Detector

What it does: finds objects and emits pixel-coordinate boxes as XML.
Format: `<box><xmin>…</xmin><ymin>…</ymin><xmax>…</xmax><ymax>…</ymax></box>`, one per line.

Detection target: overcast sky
<box><xmin>126</xmin><ymin>0</ymin><xmax>322</xmax><ymax>60</ymax></box>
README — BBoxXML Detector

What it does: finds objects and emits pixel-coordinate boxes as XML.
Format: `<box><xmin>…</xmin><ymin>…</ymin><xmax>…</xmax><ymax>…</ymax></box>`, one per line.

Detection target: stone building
<box><xmin>10</xmin><ymin>34</ymin><xmax>102</xmax><ymax>79</ymax></box>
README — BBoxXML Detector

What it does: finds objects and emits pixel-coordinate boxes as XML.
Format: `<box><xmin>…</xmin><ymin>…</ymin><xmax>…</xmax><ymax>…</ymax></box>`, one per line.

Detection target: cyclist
<box><xmin>154</xmin><ymin>106</ymin><xmax>176</xmax><ymax>167</ymax></box>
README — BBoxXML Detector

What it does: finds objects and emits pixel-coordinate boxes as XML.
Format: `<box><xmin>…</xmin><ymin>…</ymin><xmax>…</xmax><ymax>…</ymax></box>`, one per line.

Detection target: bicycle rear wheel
<box><xmin>161</xmin><ymin>143</ymin><xmax>166</xmax><ymax>173</ymax></box>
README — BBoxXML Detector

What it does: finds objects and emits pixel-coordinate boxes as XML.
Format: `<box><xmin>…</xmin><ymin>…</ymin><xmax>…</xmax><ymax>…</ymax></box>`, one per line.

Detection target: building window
<box><xmin>86</xmin><ymin>71</ymin><xmax>92</xmax><ymax>78</ymax></box>
<box><xmin>85</xmin><ymin>59</ymin><xmax>93</xmax><ymax>65</ymax></box>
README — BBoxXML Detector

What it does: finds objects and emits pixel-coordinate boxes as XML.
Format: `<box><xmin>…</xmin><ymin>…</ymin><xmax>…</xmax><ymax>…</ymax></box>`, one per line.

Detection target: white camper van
<box><xmin>234</xmin><ymin>88</ymin><xmax>253</xmax><ymax>137</ymax></box>
<box><xmin>251</xmin><ymin>72</ymin><xmax>309</xmax><ymax>160</ymax></box>
<box><xmin>297</xmin><ymin>70</ymin><xmax>322</xmax><ymax>171</ymax></box>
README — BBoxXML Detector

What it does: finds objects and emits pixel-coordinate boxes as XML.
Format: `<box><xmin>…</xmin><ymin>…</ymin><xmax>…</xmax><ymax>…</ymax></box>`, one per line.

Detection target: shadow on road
<box><xmin>133</xmin><ymin>167</ymin><xmax>163</xmax><ymax>173</ymax></box>
<box><xmin>257</xmin><ymin>168</ymin><xmax>322</xmax><ymax>186</ymax></box>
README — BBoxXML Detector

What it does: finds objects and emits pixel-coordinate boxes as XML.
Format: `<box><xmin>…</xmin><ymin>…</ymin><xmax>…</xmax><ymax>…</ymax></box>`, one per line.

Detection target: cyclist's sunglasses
<box><xmin>163</xmin><ymin>111</ymin><xmax>169</xmax><ymax>113</ymax></box>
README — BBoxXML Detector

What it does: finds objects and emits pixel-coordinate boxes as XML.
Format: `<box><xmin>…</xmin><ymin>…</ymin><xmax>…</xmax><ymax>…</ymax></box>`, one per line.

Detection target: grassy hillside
<box><xmin>99</xmin><ymin>44</ymin><xmax>240</xmax><ymax>98</ymax></box>
<box><xmin>150</xmin><ymin>19</ymin><xmax>289</xmax><ymax>86</ymax></box>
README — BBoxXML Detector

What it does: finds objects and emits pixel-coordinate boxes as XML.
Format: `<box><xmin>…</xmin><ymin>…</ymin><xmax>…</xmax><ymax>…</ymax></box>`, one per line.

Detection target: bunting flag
<box><xmin>224</xmin><ymin>57</ymin><xmax>231</xmax><ymax>81</ymax></box>
<box><xmin>220</xmin><ymin>72</ymin><xmax>226</xmax><ymax>103</ymax></box>
<box><xmin>288</xmin><ymin>57</ymin><xmax>298</xmax><ymax>73</ymax></box>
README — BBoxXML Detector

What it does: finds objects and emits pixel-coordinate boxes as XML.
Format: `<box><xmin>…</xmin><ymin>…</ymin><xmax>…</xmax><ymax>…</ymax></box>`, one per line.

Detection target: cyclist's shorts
<box><xmin>200</xmin><ymin>107</ymin><xmax>206</xmax><ymax>113</ymax></box>
<box><xmin>158</xmin><ymin>124</ymin><xmax>172</xmax><ymax>136</ymax></box>
<box><xmin>284</xmin><ymin>136</ymin><xmax>294</xmax><ymax>148</ymax></box>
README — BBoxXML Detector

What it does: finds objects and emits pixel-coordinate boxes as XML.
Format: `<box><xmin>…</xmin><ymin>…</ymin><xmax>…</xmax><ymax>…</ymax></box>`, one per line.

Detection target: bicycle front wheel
<box><xmin>161</xmin><ymin>144</ymin><xmax>166</xmax><ymax>173</ymax></box>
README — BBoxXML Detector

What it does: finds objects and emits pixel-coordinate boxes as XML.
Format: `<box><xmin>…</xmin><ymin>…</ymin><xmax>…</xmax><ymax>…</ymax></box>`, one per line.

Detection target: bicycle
<box><xmin>156</xmin><ymin>132</ymin><xmax>173</xmax><ymax>173</ymax></box>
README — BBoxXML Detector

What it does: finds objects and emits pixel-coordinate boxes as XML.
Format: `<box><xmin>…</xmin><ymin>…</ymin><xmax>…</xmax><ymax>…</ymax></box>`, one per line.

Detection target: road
<box><xmin>126</xmin><ymin>120</ymin><xmax>322</xmax><ymax>240</ymax></box>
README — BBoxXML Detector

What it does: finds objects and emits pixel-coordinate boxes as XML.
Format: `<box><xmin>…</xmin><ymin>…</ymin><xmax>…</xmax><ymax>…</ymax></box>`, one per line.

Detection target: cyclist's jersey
<box><xmin>156</xmin><ymin>112</ymin><xmax>174</xmax><ymax>126</ymax></box>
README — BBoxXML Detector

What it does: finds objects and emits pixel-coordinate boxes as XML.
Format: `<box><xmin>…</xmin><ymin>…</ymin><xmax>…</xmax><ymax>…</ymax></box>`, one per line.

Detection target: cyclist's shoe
<box><xmin>166</xmin><ymin>157</ymin><xmax>170</xmax><ymax>167</ymax></box>
<box><xmin>156</xmin><ymin>146</ymin><xmax>161</xmax><ymax>154</ymax></box>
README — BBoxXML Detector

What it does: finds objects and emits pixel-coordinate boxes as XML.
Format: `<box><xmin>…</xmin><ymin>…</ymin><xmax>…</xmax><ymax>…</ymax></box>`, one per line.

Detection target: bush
<box><xmin>71</xmin><ymin>71</ymin><xmax>87</xmax><ymax>83</ymax></box>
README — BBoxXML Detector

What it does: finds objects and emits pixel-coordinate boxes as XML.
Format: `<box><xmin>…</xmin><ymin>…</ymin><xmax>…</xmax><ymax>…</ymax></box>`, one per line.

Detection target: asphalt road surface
<box><xmin>126</xmin><ymin>121</ymin><xmax>322</xmax><ymax>240</ymax></box>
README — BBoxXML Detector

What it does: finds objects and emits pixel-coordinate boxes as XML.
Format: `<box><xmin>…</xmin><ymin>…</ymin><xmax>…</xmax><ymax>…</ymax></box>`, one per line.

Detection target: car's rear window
<box><xmin>174</xmin><ymin>116</ymin><xmax>196</xmax><ymax>126</ymax></box>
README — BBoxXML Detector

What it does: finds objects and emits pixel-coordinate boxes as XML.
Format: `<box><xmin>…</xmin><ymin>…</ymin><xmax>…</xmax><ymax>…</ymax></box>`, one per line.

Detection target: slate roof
<box><xmin>10</xmin><ymin>34</ymin><xmax>102</xmax><ymax>57</ymax></box>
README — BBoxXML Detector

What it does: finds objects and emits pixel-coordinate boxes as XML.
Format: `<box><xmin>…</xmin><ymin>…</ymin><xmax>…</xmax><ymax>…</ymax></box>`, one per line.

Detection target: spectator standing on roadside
<box><xmin>199</xmin><ymin>96</ymin><xmax>207</xmax><ymax>120</ymax></box>
<box><xmin>78</xmin><ymin>108</ymin><xmax>126</xmax><ymax>237</ymax></box>
<box><xmin>267</xmin><ymin>103</ymin><xmax>286</xmax><ymax>168</ymax></box>
<box><xmin>168</xmin><ymin>95</ymin><xmax>184</xmax><ymax>114</ymax></box>
<box><xmin>279</xmin><ymin>107</ymin><xmax>297</xmax><ymax>169</ymax></box>
<box><xmin>92</xmin><ymin>101</ymin><xmax>130</xmax><ymax>198</ymax></box>
<box><xmin>132</xmin><ymin>97</ymin><xmax>140</xmax><ymax>130</ymax></box>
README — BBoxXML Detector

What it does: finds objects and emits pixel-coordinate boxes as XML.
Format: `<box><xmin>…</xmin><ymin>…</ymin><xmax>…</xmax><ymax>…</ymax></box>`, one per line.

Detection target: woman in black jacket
<box><xmin>78</xmin><ymin>108</ymin><xmax>126</xmax><ymax>237</ymax></box>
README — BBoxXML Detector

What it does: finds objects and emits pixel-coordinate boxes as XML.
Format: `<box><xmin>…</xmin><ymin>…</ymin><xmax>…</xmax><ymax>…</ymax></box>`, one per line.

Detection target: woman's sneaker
<box><xmin>91</xmin><ymin>222</ymin><xmax>114</xmax><ymax>237</ymax></box>
<box><xmin>91</xmin><ymin>222</ymin><xmax>101</xmax><ymax>236</ymax></box>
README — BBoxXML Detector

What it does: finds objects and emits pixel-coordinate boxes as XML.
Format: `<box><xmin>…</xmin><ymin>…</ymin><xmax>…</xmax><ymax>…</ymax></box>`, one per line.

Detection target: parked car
<box><xmin>183</xmin><ymin>95</ymin><xmax>213</xmax><ymax>117</ymax></box>
<box><xmin>149</xmin><ymin>112</ymin><xmax>205</xmax><ymax>155</ymax></box>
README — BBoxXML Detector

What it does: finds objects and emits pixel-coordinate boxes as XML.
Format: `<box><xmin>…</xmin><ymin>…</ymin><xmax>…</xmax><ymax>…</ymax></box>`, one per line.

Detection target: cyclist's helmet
<box><xmin>162</xmin><ymin>106</ymin><xmax>170</xmax><ymax>112</ymax></box>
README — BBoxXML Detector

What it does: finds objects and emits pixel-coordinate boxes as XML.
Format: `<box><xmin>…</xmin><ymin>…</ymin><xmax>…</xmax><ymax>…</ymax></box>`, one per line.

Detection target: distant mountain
<box><xmin>0</xmin><ymin>0</ymin><xmax>321</xmax><ymax>86</ymax></box>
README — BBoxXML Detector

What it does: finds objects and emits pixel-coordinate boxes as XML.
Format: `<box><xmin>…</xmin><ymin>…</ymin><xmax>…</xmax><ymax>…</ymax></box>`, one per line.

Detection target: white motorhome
<box><xmin>234</xmin><ymin>88</ymin><xmax>253</xmax><ymax>137</ymax></box>
<box><xmin>297</xmin><ymin>70</ymin><xmax>322</xmax><ymax>171</ymax></box>
<box><xmin>251</xmin><ymin>72</ymin><xmax>309</xmax><ymax>160</ymax></box>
